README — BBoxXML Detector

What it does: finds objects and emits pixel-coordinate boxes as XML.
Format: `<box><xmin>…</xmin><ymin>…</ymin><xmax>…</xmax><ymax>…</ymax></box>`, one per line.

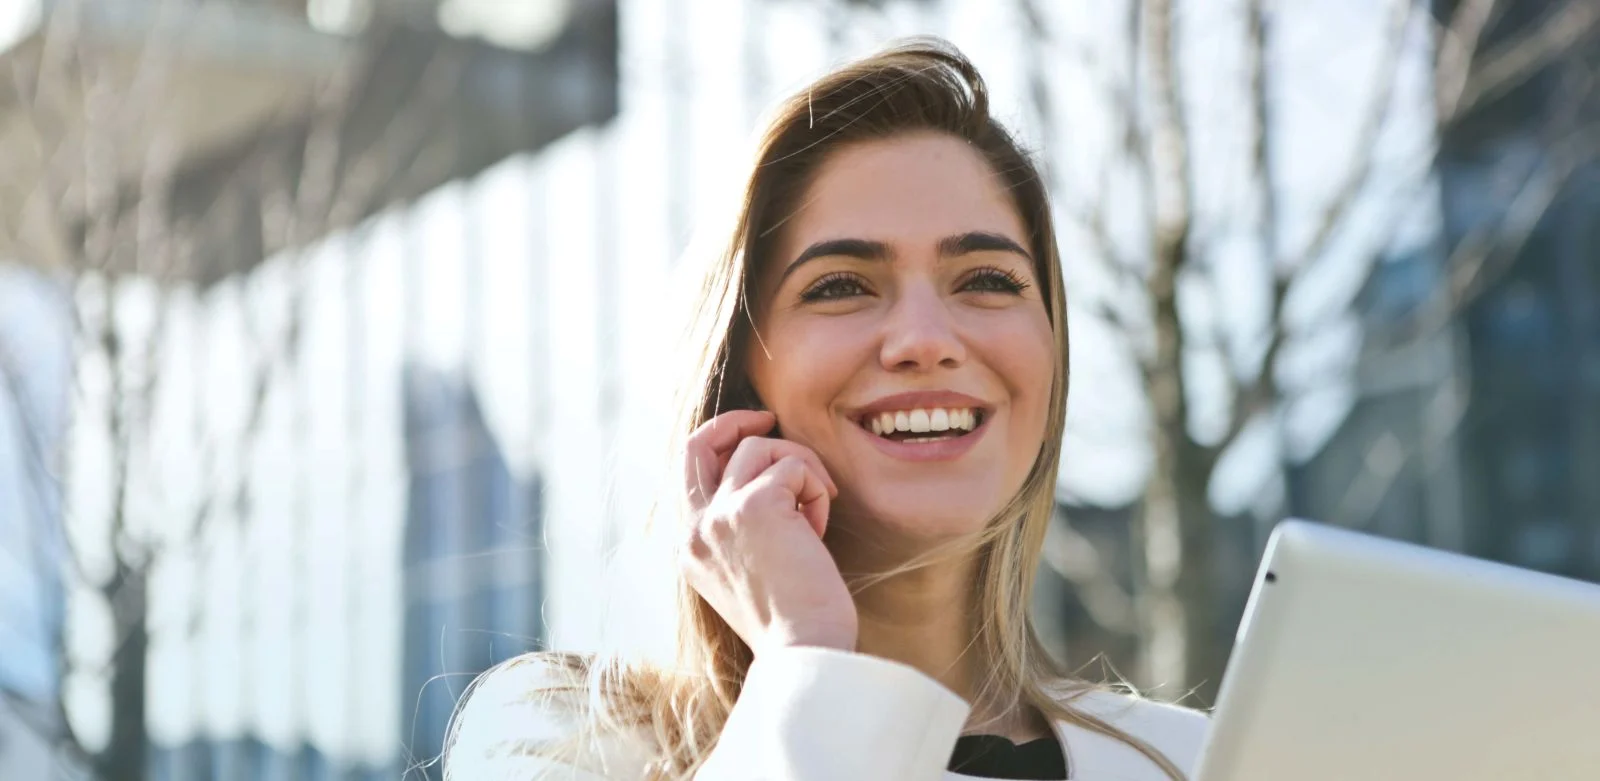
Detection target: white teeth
<box><xmin>865</xmin><ymin>407</ymin><xmax>981</xmax><ymax>438</ymax></box>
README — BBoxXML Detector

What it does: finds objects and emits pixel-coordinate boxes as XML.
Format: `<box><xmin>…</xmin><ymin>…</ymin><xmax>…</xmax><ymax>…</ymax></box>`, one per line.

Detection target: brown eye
<box><xmin>801</xmin><ymin>272</ymin><xmax>871</xmax><ymax>301</ymax></box>
<box><xmin>961</xmin><ymin>267</ymin><xmax>1030</xmax><ymax>294</ymax></box>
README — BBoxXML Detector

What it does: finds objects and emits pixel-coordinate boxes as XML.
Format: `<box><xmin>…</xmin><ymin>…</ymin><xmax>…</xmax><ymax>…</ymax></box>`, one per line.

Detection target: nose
<box><xmin>879</xmin><ymin>281</ymin><xmax>966</xmax><ymax>372</ymax></box>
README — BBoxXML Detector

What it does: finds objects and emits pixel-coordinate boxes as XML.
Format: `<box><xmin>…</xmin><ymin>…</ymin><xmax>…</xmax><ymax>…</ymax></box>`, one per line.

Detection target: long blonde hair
<box><xmin>446</xmin><ymin>38</ymin><xmax>1186</xmax><ymax>780</ymax></box>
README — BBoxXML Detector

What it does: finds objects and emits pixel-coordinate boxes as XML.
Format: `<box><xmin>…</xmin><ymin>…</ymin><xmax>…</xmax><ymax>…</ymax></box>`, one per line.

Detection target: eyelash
<box><xmin>798</xmin><ymin>267</ymin><xmax>1032</xmax><ymax>302</ymax></box>
<box><xmin>799</xmin><ymin>272</ymin><xmax>870</xmax><ymax>302</ymax></box>
<box><xmin>963</xmin><ymin>266</ymin><xmax>1031</xmax><ymax>294</ymax></box>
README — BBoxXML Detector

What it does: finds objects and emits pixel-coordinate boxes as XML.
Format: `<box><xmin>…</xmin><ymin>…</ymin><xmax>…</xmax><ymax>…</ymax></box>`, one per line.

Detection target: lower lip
<box><xmin>853</xmin><ymin>415</ymin><xmax>989</xmax><ymax>462</ymax></box>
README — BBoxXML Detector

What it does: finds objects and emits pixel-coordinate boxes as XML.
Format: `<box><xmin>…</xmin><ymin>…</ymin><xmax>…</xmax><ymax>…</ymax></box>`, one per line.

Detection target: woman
<box><xmin>446</xmin><ymin>38</ymin><xmax>1208</xmax><ymax>780</ymax></box>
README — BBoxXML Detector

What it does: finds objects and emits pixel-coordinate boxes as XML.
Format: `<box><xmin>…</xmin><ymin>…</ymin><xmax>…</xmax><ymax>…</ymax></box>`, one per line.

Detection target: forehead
<box><xmin>774</xmin><ymin>132</ymin><xmax>1029</xmax><ymax>261</ymax></box>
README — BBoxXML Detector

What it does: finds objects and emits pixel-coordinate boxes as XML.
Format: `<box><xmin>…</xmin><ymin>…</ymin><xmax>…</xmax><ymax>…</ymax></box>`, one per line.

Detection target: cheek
<box><xmin>982</xmin><ymin>309</ymin><xmax>1057</xmax><ymax>428</ymax></box>
<box><xmin>750</xmin><ymin>317</ymin><xmax>869</xmax><ymax>427</ymax></box>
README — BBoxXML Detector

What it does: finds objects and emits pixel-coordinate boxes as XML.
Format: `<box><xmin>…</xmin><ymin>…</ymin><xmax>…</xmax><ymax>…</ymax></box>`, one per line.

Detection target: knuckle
<box><xmin>774</xmin><ymin>455</ymin><xmax>808</xmax><ymax>477</ymax></box>
<box><xmin>731</xmin><ymin>436</ymin><xmax>770</xmax><ymax>458</ymax></box>
<box><xmin>677</xmin><ymin>525</ymin><xmax>715</xmax><ymax>563</ymax></box>
<box><xmin>774</xmin><ymin>441</ymin><xmax>808</xmax><ymax>461</ymax></box>
<box><xmin>679</xmin><ymin>512</ymin><xmax>732</xmax><ymax>561</ymax></box>
<box><xmin>747</xmin><ymin>479</ymin><xmax>794</xmax><ymax>508</ymax></box>
<box><xmin>684</xmin><ymin>501</ymin><xmax>742</xmax><ymax>550</ymax></box>
<box><xmin>681</xmin><ymin>439</ymin><xmax>707</xmax><ymax>464</ymax></box>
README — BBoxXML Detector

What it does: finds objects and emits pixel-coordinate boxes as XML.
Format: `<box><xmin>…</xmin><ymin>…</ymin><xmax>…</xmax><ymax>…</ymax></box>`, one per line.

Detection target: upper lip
<box><xmin>849</xmin><ymin>390</ymin><xmax>992</xmax><ymax>422</ymax></box>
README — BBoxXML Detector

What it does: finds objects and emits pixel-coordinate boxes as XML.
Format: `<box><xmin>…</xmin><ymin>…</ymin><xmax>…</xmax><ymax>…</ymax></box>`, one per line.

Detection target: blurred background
<box><xmin>0</xmin><ymin>0</ymin><xmax>1595</xmax><ymax>779</ymax></box>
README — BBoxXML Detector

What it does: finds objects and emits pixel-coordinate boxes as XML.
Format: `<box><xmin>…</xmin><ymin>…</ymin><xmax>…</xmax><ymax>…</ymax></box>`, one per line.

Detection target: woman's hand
<box><xmin>680</xmin><ymin>409</ymin><xmax>858</xmax><ymax>655</ymax></box>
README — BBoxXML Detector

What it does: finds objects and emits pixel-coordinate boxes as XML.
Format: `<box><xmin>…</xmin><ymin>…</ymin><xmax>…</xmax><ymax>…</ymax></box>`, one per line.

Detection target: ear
<box><xmin>737</xmin><ymin>377</ymin><xmax>766</xmax><ymax>412</ymax></box>
<box><xmin>740</xmin><ymin>384</ymin><xmax>780</xmax><ymax>436</ymax></box>
<box><xmin>719</xmin><ymin>379</ymin><xmax>765</xmax><ymax>413</ymax></box>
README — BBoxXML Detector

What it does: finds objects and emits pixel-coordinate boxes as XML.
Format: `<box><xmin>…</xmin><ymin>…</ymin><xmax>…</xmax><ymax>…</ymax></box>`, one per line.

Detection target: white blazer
<box><xmin>447</xmin><ymin>646</ymin><xmax>1209</xmax><ymax>780</ymax></box>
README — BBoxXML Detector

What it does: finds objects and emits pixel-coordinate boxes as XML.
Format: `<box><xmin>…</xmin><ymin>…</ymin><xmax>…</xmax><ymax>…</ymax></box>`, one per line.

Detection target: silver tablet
<box><xmin>1195</xmin><ymin>519</ymin><xmax>1600</xmax><ymax>781</ymax></box>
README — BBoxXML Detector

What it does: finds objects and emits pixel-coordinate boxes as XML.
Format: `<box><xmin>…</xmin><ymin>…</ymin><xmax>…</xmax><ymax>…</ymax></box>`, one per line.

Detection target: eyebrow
<box><xmin>778</xmin><ymin>231</ymin><xmax>1033</xmax><ymax>287</ymax></box>
<box><xmin>938</xmin><ymin>231</ymin><xmax>1033</xmax><ymax>261</ymax></box>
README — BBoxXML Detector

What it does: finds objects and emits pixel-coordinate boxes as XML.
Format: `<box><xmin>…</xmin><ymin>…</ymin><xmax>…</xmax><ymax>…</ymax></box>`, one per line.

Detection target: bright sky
<box><xmin>0</xmin><ymin>1</ymin><xmax>37</xmax><ymax>53</ymax></box>
<box><xmin>0</xmin><ymin>265</ymin><xmax>71</xmax><ymax>704</ymax></box>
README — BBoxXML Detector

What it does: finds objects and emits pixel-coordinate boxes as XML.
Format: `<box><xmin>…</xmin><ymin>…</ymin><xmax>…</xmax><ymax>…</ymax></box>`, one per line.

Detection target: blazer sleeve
<box><xmin>696</xmin><ymin>646</ymin><xmax>971</xmax><ymax>780</ymax></box>
<box><xmin>446</xmin><ymin>648</ymin><xmax>972</xmax><ymax>780</ymax></box>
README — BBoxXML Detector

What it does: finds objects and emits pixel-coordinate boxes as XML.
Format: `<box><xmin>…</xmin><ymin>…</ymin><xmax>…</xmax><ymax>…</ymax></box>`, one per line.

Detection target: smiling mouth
<box><xmin>857</xmin><ymin>407</ymin><xmax>987</xmax><ymax>444</ymax></box>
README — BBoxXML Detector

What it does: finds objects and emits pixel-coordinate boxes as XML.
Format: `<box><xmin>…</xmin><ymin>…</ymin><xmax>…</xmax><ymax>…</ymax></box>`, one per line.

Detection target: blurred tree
<box><xmin>0</xmin><ymin>4</ymin><xmax>470</xmax><ymax>779</ymax></box>
<box><xmin>1016</xmin><ymin>0</ymin><xmax>1600</xmax><ymax>701</ymax></box>
<box><xmin>2</xmin><ymin>0</ymin><xmax>614</xmax><ymax>776</ymax></box>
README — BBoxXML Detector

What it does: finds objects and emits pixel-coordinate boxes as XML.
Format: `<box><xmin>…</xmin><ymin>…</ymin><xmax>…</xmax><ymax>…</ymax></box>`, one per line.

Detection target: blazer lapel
<box><xmin>1055</xmin><ymin>714</ymin><xmax>1169</xmax><ymax>780</ymax></box>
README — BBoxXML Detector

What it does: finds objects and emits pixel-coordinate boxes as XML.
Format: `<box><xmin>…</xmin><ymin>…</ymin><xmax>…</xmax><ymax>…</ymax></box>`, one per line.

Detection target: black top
<box><xmin>947</xmin><ymin>733</ymin><xmax>1068</xmax><ymax>780</ymax></box>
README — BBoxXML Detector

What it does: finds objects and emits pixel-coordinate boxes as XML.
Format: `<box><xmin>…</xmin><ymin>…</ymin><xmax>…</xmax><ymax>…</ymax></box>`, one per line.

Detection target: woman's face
<box><xmin>745</xmin><ymin>131</ymin><xmax>1056</xmax><ymax>540</ymax></box>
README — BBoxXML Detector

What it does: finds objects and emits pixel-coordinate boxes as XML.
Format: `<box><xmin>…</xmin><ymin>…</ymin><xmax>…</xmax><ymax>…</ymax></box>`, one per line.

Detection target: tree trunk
<box><xmin>1135</xmin><ymin>0</ymin><xmax>1222</xmax><ymax>703</ymax></box>
<box><xmin>1137</xmin><ymin>236</ymin><xmax>1222</xmax><ymax>702</ymax></box>
<box><xmin>93</xmin><ymin>285</ymin><xmax>149</xmax><ymax>781</ymax></box>
<box><xmin>98</xmin><ymin>566</ymin><xmax>148</xmax><ymax>781</ymax></box>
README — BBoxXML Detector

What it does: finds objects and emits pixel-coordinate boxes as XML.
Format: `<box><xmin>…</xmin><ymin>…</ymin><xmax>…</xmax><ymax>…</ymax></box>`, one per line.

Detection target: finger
<box><xmin>722</xmin><ymin>437</ymin><xmax>837</xmax><ymax>497</ymax></box>
<box><xmin>689</xmin><ymin>410</ymin><xmax>777</xmax><ymax>460</ymax></box>
<box><xmin>797</xmin><ymin>474</ymin><xmax>831</xmax><ymax>539</ymax></box>
<box><xmin>683</xmin><ymin>410</ymin><xmax>776</xmax><ymax>506</ymax></box>
<box><xmin>720</xmin><ymin>442</ymin><xmax>836</xmax><ymax>499</ymax></box>
<box><xmin>754</xmin><ymin>456</ymin><xmax>831</xmax><ymax>538</ymax></box>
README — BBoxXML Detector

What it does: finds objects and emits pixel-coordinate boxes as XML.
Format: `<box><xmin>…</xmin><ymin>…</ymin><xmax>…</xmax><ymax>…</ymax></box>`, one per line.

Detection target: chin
<box><xmin>845</xmin><ymin>489</ymin><xmax>1001</xmax><ymax>541</ymax></box>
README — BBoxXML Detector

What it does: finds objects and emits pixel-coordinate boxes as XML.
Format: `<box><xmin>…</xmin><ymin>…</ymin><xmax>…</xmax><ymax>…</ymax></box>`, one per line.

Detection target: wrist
<box><xmin>759</xmin><ymin>622</ymin><xmax>858</xmax><ymax>654</ymax></box>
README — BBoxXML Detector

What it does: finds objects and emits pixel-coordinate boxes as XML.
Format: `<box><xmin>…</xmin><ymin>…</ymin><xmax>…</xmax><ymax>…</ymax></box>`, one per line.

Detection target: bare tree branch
<box><xmin>1069</xmin><ymin>198</ymin><xmax>1153</xmax><ymax>348</ymax></box>
<box><xmin>1330</xmin><ymin>375</ymin><xmax>1472</xmax><ymax>530</ymax></box>
<box><xmin>1141</xmin><ymin>0</ymin><xmax>1195</xmax><ymax>424</ymax></box>
<box><xmin>1331</xmin><ymin>432</ymin><xmax>1408</xmax><ymax>527</ymax></box>
<box><xmin>1123</xmin><ymin>0</ymin><xmax>1153</xmax><ymax>209</ymax></box>
<box><xmin>1345</xmin><ymin>123</ymin><xmax>1599</xmax><ymax>356</ymax></box>
<box><xmin>1211</xmin><ymin>0</ymin><xmax>1415</xmax><ymax>458</ymax></box>
<box><xmin>1207</xmin><ymin>0</ymin><xmax>1283</xmax><ymax>460</ymax></box>
<box><xmin>1218</xmin><ymin>122</ymin><xmax>1593</xmax><ymax>456</ymax></box>
<box><xmin>1144</xmin><ymin>0</ymin><xmax>1192</xmax><ymax>257</ymax></box>
<box><xmin>170</xmin><ymin>31</ymin><xmax>421</xmax><ymax>556</ymax></box>
<box><xmin>324</xmin><ymin>45</ymin><xmax>469</xmax><ymax>230</ymax></box>
<box><xmin>1434</xmin><ymin>0</ymin><xmax>1503</xmax><ymax>120</ymax></box>
<box><xmin>1450</xmin><ymin>1</ymin><xmax>1600</xmax><ymax>121</ymax></box>
<box><xmin>1245</xmin><ymin>0</ymin><xmax>1277</xmax><ymax>264</ymax></box>
<box><xmin>1018</xmin><ymin>0</ymin><xmax>1151</xmax><ymax>360</ymax></box>
<box><xmin>1439</xmin><ymin>130</ymin><xmax>1598</xmax><ymax>310</ymax></box>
